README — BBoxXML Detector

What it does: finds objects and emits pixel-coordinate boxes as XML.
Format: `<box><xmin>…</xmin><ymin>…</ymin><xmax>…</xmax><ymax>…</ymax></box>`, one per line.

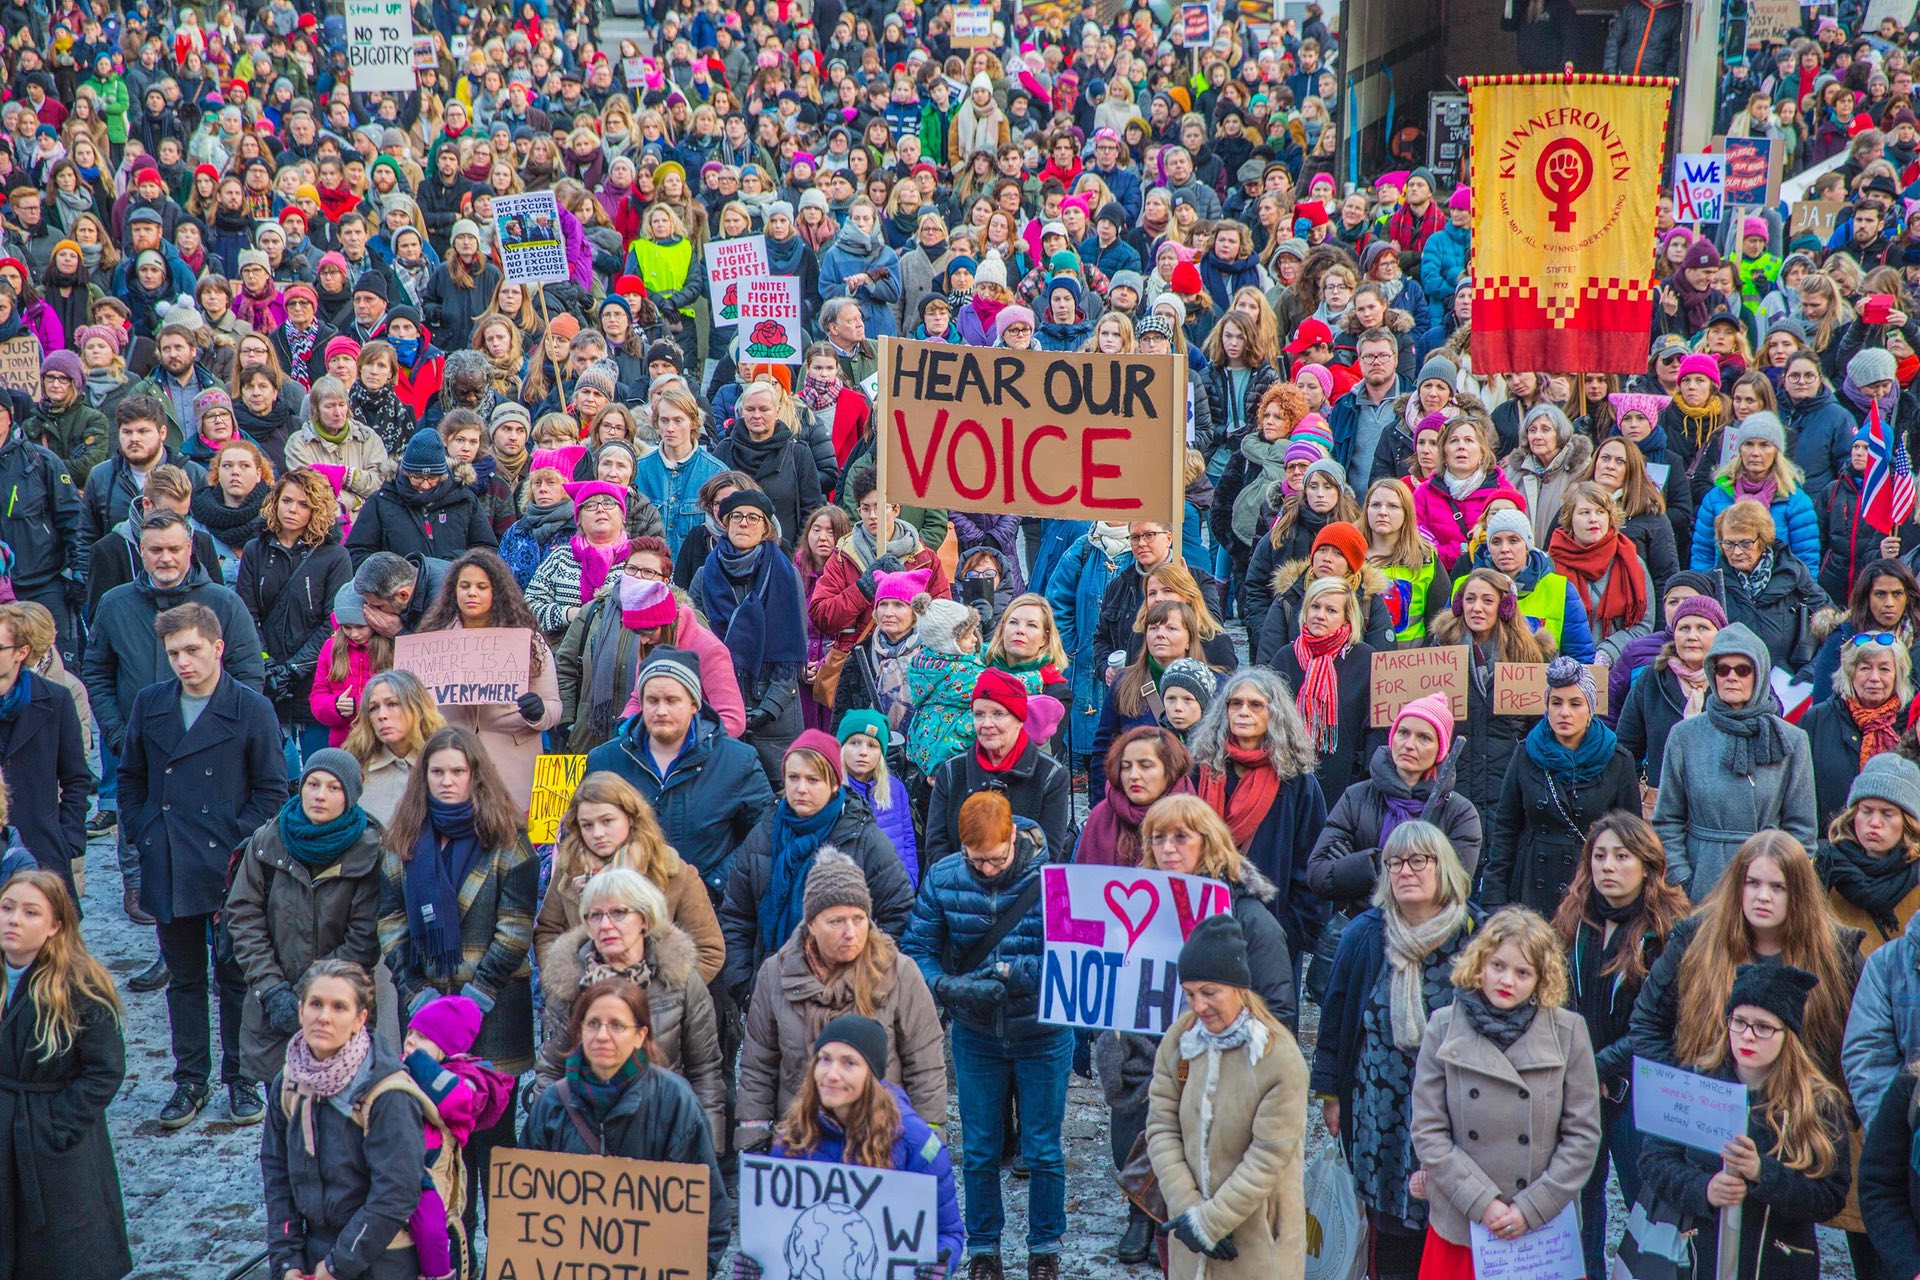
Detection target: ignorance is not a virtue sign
<box><xmin>876</xmin><ymin>338</ymin><xmax>1187</xmax><ymax>527</ymax></box>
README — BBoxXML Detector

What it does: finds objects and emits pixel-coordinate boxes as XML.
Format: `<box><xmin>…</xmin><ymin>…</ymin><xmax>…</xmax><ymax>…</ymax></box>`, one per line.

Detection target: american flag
<box><xmin>1862</xmin><ymin>398</ymin><xmax>1916</xmax><ymax>535</ymax></box>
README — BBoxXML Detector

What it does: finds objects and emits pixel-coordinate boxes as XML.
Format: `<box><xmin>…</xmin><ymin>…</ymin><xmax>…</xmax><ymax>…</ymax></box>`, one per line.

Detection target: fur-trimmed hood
<box><xmin>1501</xmin><ymin>430</ymin><xmax>1592</xmax><ymax>480</ymax></box>
<box><xmin>540</xmin><ymin>917</ymin><xmax>700</xmax><ymax>1004</ymax></box>
<box><xmin>1342</xmin><ymin>306</ymin><xmax>1414</xmax><ymax>336</ymax></box>
<box><xmin>1272</xmin><ymin>555</ymin><xmax>1390</xmax><ymax>604</ymax></box>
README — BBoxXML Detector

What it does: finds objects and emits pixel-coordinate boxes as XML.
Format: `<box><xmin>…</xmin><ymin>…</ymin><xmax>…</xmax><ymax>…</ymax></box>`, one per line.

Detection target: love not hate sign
<box><xmin>876</xmin><ymin>338</ymin><xmax>1186</xmax><ymax>526</ymax></box>
<box><xmin>1040</xmin><ymin>865</ymin><xmax>1231</xmax><ymax>1034</ymax></box>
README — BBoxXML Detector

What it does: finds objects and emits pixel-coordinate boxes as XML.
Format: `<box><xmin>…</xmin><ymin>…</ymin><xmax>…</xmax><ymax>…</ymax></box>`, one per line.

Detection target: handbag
<box><xmin>811</xmin><ymin>620</ymin><xmax>872</xmax><ymax>707</ymax></box>
<box><xmin>1115</xmin><ymin>1059</ymin><xmax>1188</xmax><ymax>1222</ymax></box>
<box><xmin>1610</xmin><ymin>1192</ymin><xmax>1700</xmax><ymax>1280</ymax></box>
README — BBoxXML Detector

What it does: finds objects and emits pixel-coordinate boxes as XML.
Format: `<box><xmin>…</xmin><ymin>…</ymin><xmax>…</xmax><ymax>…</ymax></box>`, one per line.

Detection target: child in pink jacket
<box><xmin>308</xmin><ymin>586</ymin><xmax>382</xmax><ymax>746</ymax></box>
<box><xmin>401</xmin><ymin>995</ymin><xmax>515</xmax><ymax>1280</ymax></box>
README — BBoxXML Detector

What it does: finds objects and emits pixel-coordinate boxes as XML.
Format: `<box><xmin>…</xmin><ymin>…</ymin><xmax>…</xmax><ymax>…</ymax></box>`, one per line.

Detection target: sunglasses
<box><xmin>1713</xmin><ymin>662</ymin><xmax>1756</xmax><ymax>678</ymax></box>
<box><xmin>1852</xmin><ymin>632</ymin><xmax>1901</xmax><ymax>647</ymax></box>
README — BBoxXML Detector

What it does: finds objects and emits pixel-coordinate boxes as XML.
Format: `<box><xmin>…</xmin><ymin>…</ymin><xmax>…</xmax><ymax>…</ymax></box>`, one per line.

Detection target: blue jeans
<box><xmin>1580</xmin><ymin>1096</ymin><xmax>1642</xmax><ymax>1280</ymax></box>
<box><xmin>281</xmin><ymin>722</ymin><xmax>331</xmax><ymax>779</ymax></box>
<box><xmin>950</xmin><ymin>1021</ymin><xmax>1073</xmax><ymax>1257</ymax></box>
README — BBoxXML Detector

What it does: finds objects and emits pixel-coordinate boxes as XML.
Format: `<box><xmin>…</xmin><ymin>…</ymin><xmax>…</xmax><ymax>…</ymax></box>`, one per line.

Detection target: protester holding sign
<box><xmin>1409</xmin><ymin>907</ymin><xmax>1600</xmax><ymax>1279</ymax></box>
<box><xmin>1143</xmin><ymin>913</ymin><xmax>1309</xmax><ymax>1280</ymax></box>
<box><xmin>1311</xmin><ymin>821</ymin><xmax>1482</xmax><ymax>1280</ymax></box>
<box><xmin>1272</xmin><ymin>577</ymin><xmax>1382</xmax><ymax>804</ymax></box>
<box><xmin>737</xmin><ymin>853</ymin><xmax>945</xmax><ymax>1152</ymax></box>
<box><xmin>1637</xmin><ymin>962</ymin><xmax>1851</xmax><ymax>1280</ymax></box>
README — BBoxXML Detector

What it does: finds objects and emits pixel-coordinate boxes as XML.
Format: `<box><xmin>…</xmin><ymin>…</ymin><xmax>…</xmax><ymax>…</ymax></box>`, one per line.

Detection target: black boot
<box><xmin>1116</xmin><ymin>1205</ymin><xmax>1154</xmax><ymax>1264</ymax></box>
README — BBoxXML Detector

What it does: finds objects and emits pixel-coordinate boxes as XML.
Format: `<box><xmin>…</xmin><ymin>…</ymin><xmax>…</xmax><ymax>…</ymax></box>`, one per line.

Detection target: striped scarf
<box><xmin>1292</xmin><ymin>624</ymin><xmax>1351</xmax><ymax>751</ymax></box>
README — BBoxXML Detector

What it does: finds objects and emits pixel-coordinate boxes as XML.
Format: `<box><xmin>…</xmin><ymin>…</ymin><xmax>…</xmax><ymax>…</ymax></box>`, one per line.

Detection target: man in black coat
<box><xmin>0</xmin><ymin>603</ymin><xmax>89</xmax><ymax>897</ymax></box>
<box><xmin>119</xmin><ymin>600</ymin><xmax>286</xmax><ymax>1131</ymax></box>
<box><xmin>1093</xmin><ymin>519</ymin><xmax>1224</xmax><ymax>656</ymax></box>
<box><xmin>0</xmin><ymin>390</ymin><xmax>85</xmax><ymax>665</ymax></box>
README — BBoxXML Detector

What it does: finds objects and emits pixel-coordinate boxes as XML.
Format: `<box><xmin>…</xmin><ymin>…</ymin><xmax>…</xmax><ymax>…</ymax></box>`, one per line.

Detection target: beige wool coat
<box><xmin>1145</xmin><ymin>1014</ymin><xmax>1309</xmax><ymax>1280</ymax></box>
<box><xmin>532</xmin><ymin>856</ymin><xmax>725</xmax><ymax>984</ymax></box>
<box><xmin>735</xmin><ymin>926</ymin><xmax>947</xmax><ymax>1140</ymax></box>
<box><xmin>1410</xmin><ymin>1001</ymin><xmax>1602</xmax><ymax>1245</ymax></box>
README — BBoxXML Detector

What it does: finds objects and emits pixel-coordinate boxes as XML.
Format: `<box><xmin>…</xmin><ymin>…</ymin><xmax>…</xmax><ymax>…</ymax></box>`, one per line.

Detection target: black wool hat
<box><xmin>815</xmin><ymin>1013</ymin><xmax>889</xmax><ymax>1075</ymax></box>
<box><xmin>1178</xmin><ymin>914</ymin><xmax>1251</xmax><ymax>989</ymax></box>
<box><xmin>1725</xmin><ymin>962</ymin><xmax>1820</xmax><ymax>1037</ymax></box>
<box><xmin>718</xmin><ymin>489</ymin><xmax>775</xmax><ymax>523</ymax></box>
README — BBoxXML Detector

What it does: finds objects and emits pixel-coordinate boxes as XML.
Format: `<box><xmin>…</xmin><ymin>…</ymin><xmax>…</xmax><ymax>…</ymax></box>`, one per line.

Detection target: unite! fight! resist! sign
<box><xmin>876</xmin><ymin>338</ymin><xmax>1187</xmax><ymax>528</ymax></box>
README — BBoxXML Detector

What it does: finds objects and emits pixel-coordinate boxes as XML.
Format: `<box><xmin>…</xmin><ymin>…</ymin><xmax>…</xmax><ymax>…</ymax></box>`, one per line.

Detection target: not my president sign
<box><xmin>1040</xmin><ymin>865</ymin><xmax>1231</xmax><ymax>1034</ymax></box>
<box><xmin>738</xmin><ymin>1154</ymin><xmax>939</xmax><ymax>1280</ymax></box>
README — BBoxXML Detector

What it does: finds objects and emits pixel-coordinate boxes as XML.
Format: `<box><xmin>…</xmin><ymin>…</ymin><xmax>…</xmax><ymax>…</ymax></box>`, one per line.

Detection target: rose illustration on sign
<box><xmin>746</xmin><ymin>319</ymin><xmax>795</xmax><ymax>360</ymax></box>
<box><xmin>721</xmin><ymin>281</ymin><xmax>739</xmax><ymax>320</ymax></box>
<box><xmin>1103</xmin><ymin>880</ymin><xmax>1159</xmax><ymax>954</ymax></box>
<box><xmin>1536</xmin><ymin>138</ymin><xmax>1593</xmax><ymax>232</ymax></box>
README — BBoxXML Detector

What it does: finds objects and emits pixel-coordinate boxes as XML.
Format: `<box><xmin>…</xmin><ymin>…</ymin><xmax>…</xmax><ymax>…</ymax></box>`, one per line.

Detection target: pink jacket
<box><xmin>308</xmin><ymin>633</ymin><xmax>376</xmax><ymax>746</ymax></box>
<box><xmin>620</xmin><ymin>608</ymin><xmax>747</xmax><ymax>735</ymax></box>
<box><xmin>1412</xmin><ymin>471</ymin><xmax>1529</xmax><ymax>571</ymax></box>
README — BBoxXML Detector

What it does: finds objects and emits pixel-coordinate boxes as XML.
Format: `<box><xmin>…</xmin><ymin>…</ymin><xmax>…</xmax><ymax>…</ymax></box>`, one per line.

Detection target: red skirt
<box><xmin>1416</xmin><ymin>1228</ymin><xmax>1476</xmax><ymax>1280</ymax></box>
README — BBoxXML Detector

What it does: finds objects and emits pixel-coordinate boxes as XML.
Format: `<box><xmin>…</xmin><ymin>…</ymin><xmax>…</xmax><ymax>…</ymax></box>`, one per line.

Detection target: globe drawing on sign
<box><xmin>782</xmin><ymin>1201</ymin><xmax>880</xmax><ymax>1280</ymax></box>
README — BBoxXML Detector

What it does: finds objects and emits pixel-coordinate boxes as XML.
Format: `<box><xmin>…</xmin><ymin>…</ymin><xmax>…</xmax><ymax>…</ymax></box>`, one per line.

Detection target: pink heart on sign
<box><xmin>1104</xmin><ymin>880</ymin><xmax>1160</xmax><ymax>953</ymax></box>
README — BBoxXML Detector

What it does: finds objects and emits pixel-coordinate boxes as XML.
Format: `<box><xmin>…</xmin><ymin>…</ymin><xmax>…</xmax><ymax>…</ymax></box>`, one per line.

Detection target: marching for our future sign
<box><xmin>876</xmin><ymin>338</ymin><xmax>1187</xmax><ymax>530</ymax></box>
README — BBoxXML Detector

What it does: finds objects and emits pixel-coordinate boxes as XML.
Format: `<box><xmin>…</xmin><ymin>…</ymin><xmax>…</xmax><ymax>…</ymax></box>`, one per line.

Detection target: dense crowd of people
<box><xmin>8</xmin><ymin>0</ymin><xmax>1920</xmax><ymax>1279</ymax></box>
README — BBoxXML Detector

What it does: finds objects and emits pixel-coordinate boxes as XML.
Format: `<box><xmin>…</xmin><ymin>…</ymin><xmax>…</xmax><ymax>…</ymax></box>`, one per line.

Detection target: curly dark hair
<box><xmin>417</xmin><ymin>547</ymin><xmax>548</xmax><ymax>675</ymax></box>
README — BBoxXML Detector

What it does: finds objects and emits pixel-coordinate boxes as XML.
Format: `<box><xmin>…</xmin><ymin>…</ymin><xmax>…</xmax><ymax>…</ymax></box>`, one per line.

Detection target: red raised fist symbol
<box><xmin>1535</xmin><ymin>139</ymin><xmax>1594</xmax><ymax>233</ymax></box>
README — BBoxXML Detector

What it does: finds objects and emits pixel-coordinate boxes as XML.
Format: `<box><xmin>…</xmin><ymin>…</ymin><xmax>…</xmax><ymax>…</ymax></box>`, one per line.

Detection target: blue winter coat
<box><xmin>1419</xmin><ymin>222</ymin><xmax>1470</xmax><ymax>331</ymax></box>
<box><xmin>584</xmin><ymin>713</ymin><xmax>776</xmax><ymax>898</ymax></box>
<box><xmin>1689</xmin><ymin>477</ymin><xmax>1821</xmax><ymax>571</ymax></box>
<box><xmin>1043</xmin><ymin>530</ymin><xmax>1128</xmax><ymax>758</ymax></box>
<box><xmin>1029</xmin><ymin>519</ymin><xmax>1089</xmax><ymax>602</ymax></box>
<box><xmin>849</xmin><ymin>773</ymin><xmax>919</xmax><ymax>885</ymax></box>
<box><xmin>1085</xmin><ymin>164</ymin><xmax>1142</xmax><ymax>221</ymax></box>
<box><xmin>901</xmin><ymin>819</ymin><xmax>1050</xmax><ymax>1038</ymax></box>
<box><xmin>769</xmin><ymin>1082</ymin><xmax>966</xmax><ymax>1268</ymax></box>
<box><xmin>817</xmin><ymin>242</ymin><xmax>904</xmax><ymax>338</ymax></box>
<box><xmin>1781</xmin><ymin>386</ymin><xmax>1856</xmax><ymax>504</ymax></box>
<box><xmin>1079</xmin><ymin>234</ymin><xmax>1142</xmax><ymax>278</ymax></box>
<box><xmin>1842</xmin><ymin>902</ymin><xmax>1920</xmax><ymax>1123</ymax></box>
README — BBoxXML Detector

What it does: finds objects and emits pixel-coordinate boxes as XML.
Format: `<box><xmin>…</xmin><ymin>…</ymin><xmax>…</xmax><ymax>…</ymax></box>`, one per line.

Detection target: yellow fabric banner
<box><xmin>1462</xmin><ymin>73</ymin><xmax>1675</xmax><ymax>374</ymax></box>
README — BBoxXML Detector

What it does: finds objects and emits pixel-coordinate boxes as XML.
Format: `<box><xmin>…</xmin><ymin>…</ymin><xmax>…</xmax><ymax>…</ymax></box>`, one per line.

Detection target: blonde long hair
<box><xmin>0</xmin><ymin>870</ymin><xmax>123</xmax><ymax>1059</ymax></box>
<box><xmin>552</xmin><ymin>771</ymin><xmax>685</xmax><ymax>890</ymax></box>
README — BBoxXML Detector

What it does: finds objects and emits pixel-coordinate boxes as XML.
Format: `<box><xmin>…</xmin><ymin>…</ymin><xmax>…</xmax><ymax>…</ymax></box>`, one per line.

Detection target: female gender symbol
<box><xmin>1536</xmin><ymin>138</ymin><xmax>1594</xmax><ymax>233</ymax></box>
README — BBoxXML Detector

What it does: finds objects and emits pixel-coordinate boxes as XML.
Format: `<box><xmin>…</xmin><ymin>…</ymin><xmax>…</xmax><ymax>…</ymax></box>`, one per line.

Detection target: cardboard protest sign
<box><xmin>738</xmin><ymin>1155</ymin><xmax>939</xmax><ymax>1280</ymax></box>
<box><xmin>1719</xmin><ymin>136</ymin><xmax>1780</xmax><ymax>207</ymax></box>
<box><xmin>623</xmin><ymin>55</ymin><xmax>646</xmax><ymax>88</ymax></box>
<box><xmin>1368</xmin><ymin>646</ymin><xmax>1468</xmax><ymax>727</ymax></box>
<box><xmin>1789</xmin><ymin>200</ymin><xmax>1843</xmax><ymax>243</ymax></box>
<box><xmin>0</xmin><ymin>335</ymin><xmax>41</xmax><ymax>400</ymax></box>
<box><xmin>1179</xmin><ymin>1</ymin><xmax>1214</xmax><ymax>45</ymax></box>
<box><xmin>876</xmin><ymin>338</ymin><xmax>1187</xmax><ymax>527</ymax></box>
<box><xmin>1746</xmin><ymin>0</ymin><xmax>1800</xmax><ymax>46</ymax></box>
<box><xmin>491</xmin><ymin>191</ymin><xmax>569</xmax><ymax>287</ymax></box>
<box><xmin>1490</xmin><ymin>663</ymin><xmax>1608</xmax><ymax>716</ymax></box>
<box><xmin>1470</xmin><ymin>1202</ymin><xmax>1583</xmax><ymax>1280</ymax></box>
<box><xmin>1632</xmin><ymin>1057</ymin><xmax>1748</xmax><ymax>1153</ymax></box>
<box><xmin>704</xmin><ymin>236</ymin><xmax>769</xmax><ymax>328</ymax></box>
<box><xmin>1672</xmin><ymin>153</ymin><xmax>1725</xmax><ymax>224</ymax></box>
<box><xmin>528</xmin><ymin>755</ymin><xmax>589</xmax><ymax>843</ymax></box>
<box><xmin>736</xmin><ymin>277</ymin><xmax>804</xmax><ymax>365</ymax></box>
<box><xmin>1039</xmin><ymin>865</ymin><xmax>1231</xmax><ymax>1034</ymax></box>
<box><xmin>951</xmin><ymin>5</ymin><xmax>996</xmax><ymax>46</ymax></box>
<box><xmin>412</xmin><ymin>35</ymin><xmax>438</xmax><ymax>69</ymax></box>
<box><xmin>1867</xmin><ymin>0</ymin><xmax>1920</xmax><ymax>27</ymax></box>
<box><xmin>489</xmin><ymin>1147</ymin><xmax>712</xmax><ymax>1280</ymax></box>
<box><xmin>395</xmin><ymin>628</ymin><xmax>530</xmax><ymax>705</ymax></box>
<box><xmin>344</xmin><ymin>0</ymin><xmax>416</xmax><ymax>92</ymax></box>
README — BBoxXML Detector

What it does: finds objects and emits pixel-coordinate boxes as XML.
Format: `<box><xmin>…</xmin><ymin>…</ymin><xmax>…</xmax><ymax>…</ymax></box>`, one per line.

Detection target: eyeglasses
<box><xmin>621</xmin><ymin>566</ymin><xmax>665</xmax><ymax>580</ymax></box>
<box><xmin>585</xmin><ymin>908</ymin><xmax>634</xmax><ymax>925</ymax></box>
<box><xmin>583</xmin><ymin>1018</ymin><xmax>637</xmax><ymax>1036</ymax></box>
<box><xmin>1727</xmin><ymin>1014</ymin><xmax>1782</xmax><ymax>1041</ymax></box>
<box><xmin>1385</xmin><ymin>854</ymin><xmax>1435</xmax><ymax>873</ymax></box>
<box><xmin>1720</xmin><ymin>538</ymin><xmax>1760</xmax><ymax>554</ymax></box>
<box><xmin>1713</xmin><ymin>662</ymin><xmax>1756</xmax><ymax>679</ymax></box>
<box><xmin>1128</xmin><ymin>530</ymin><xmax>1170</xmax><ymax>543</ymax></box>
<box><xmin>1852</xmin><ymin>632</ymin><xmax>1901</xmax><ymax>647</ymax></box>
<box><xmin>1148</xmin><ymin>829</ymin><xmax>1198</xmax><ymax>847</ymax></box>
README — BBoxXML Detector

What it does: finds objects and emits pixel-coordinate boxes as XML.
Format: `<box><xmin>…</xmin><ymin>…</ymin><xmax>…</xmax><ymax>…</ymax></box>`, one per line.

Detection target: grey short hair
<box><xmin>579</xmin><ymin>866</ymin><xmax>667</xmax><ymax>933</ymax></box>
<box><xmin>1837</xmin><ymin>632</ymin><xmax>1915</xmax><ymax>702</ymax></box>
<box><xmin>819</xmin><ymin>296</ymin><xmax>861</xmax><ymax>331</ymax></box>
<box><xmin>353</xmin><ymin>551</ymin><xmax>415</xmax><ymax>599</ymax></box>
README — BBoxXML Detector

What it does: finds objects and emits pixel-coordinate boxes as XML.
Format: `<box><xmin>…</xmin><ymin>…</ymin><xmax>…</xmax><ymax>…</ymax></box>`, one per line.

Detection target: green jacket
<box><xmin>81</xmin><ymin>76</ymin><xmax>129</xmax><ymax>143</ymax></box>
<box><xmin>30</xmin><ymin>398</ymin><xmax>109</xmax><ymax>486</ymax></box>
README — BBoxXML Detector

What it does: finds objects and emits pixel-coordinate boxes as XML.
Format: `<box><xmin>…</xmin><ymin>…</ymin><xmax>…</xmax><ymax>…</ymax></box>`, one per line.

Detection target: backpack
<box><xmin>280</xmin><ymin>1070</ymin><xmax>467</xmax><ymax>1259</ymax></box>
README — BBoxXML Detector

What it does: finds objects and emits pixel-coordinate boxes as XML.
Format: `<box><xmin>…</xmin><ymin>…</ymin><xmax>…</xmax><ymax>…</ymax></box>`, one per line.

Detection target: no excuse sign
<box><xmin>876</xmin><ymin>338</ymin><xmax>1187</xmax><ymax>526</ymax></box>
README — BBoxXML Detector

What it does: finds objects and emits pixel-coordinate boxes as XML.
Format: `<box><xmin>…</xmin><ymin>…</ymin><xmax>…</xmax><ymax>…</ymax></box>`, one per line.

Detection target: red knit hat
<box><xmin>971</xmin><ymin>668</ymin><xmax>1030</xmax><ymax>722</ymax></box>
<box><xmin>1170</xmin><ymin>261</ymin><xmax>1204</xmax><ymax>296</ymax></box>
<box><xmin>1312</xmin><ymin>521</ymin><xmax>1368</xmax><ymax>573</ymax></box>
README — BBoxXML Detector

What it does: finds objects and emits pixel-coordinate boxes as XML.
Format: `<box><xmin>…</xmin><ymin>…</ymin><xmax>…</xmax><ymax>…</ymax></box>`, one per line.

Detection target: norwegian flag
<box><xmin>1862</xmin><ymin>398</ymin><xmax>1917</xmax><ymax>535</ymax></box>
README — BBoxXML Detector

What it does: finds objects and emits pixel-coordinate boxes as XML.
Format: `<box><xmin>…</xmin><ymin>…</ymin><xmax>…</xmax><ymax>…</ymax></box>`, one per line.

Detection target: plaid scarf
<box><xmin>1292</xmin><ymin>624</ymin><xmax>1351</xmax><ymax>752</ymax></box>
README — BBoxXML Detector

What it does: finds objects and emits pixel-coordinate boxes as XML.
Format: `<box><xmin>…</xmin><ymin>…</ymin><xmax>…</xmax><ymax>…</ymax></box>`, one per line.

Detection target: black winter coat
<box><xmin>1861</xmin><ymin>1067</ymin><xmax>1920</xmax><ymax>1280</ymax></box>
<box><xmin>1254</xmin><ymin>560</ymin><xmax>1397</xmax><ymax>664</ymax></box>
<box><xmin>343</xmin><ymin>474</ymin><xmax>499</xmax><ymax>568</ymax></box>
<box><xmin>75</xmin><ymin>448</ymin><xmax>205</xmax><ymax>580</ymax></box>
<box><xmin>261</xmin><ymin>1032</ymin><xmax>425</xmax><ymax>1280</ymax></box>
<box><xmin>1200</xmin><ymin>363</ymin><xmax>1279</xmax><ymax>449</ymax></box>
<box><xmin>419</xmin><ymin>258</ymin><xmax>501</xmax><ymax>353</ymax></box>
<box><xmin>1565</xmin><ymin>914</ymin><xmax>1666</xmax><ymax>1090</ymax></box>
<box><xmin>119</xmin><ymin>674</ymin><xmax>288</xmax><ymax>923</ymax></box>
<box><xmin>1715</xmin><ymin>552</ymin><xmax>1826</xmax><ymax>671</ymax></box>
<box><xmin>1307</xmin><ymin>743</ymin><xmax>1483</xmax><ymax>909</ymax></box>
<box><xmin>717</xmin><ymin>791</ymin><xmax>916</xmax><ymax>1002</ymax></box>
<box><xmin>1802</xmin><ymin>698</ymin><xmax>1872</xmax><ymax>835</ymax></box>
<box><xmin>711</xmin><ymin>426</ymin><xmax>825</xmax><ymax>555</ymax></box>
<box><xmin>924</xmin><ymin>736</ymin><xmax>1072</xmax><ymax>866</ymax></box>
<box><xmin>236</xmin><ymin>533</ymin><xmax>354</xmax><ymax>725</ymax></box>
<box><xmin>1615</xmin><ymin>662</ymin><xmax>1694</xmax><ymax>783</ymax></box>
<box><xmin>0</xmin><ymin>675</ymin><xmax>90</xmax><ymax>891</ymax></box>
<box><xmin>1482</xmin><ymin>738</ymin><xmax>1640</xmax><ymax>912</ymax></box>
<box><xmin>0</xmin><ymin>430</ymin><xmax>81</xmax><ymax>595</ymax></box>
<box><xmin>1273</xmin><ymin>641</ymin><xmax>1382</xmax><ymax>805</ymax></box>
<box><xmin>0</xmin><ymin>962</ymin><xmax>130</xmax><ymax>1280</ymax></box>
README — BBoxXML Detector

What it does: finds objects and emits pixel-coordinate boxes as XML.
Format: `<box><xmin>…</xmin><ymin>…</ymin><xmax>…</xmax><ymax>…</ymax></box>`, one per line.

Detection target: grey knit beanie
<box><xmin>1486</xmin><ymin>507</ymin><xmax>1534</xmax><ymax>545</ymax></box>
<box><xmin>1731</xmin><ymin>410</ymin><xmax>1787</xmax><ymax>452</ymax></box>
<box><xmin>803</xmin><ymin>849</ymin><xmax>873</xmax><ymax>921</ymax></box>
<box><xmin>915</xmin><ymin>597</ymin><xmax>979</xmax><ymax>655</ymax></box>
<box><xmin>1851</xmin><ymin>346</ymin><xmax>1900</xmax><ymax>388</ymax></box>
<box><xmin>300</xmin><ymin>748</ymin><xmax>364</xmax><ymax>812</ymax></box>
<box><xmin>638</xmin><ymin>646</ymin><xmax>702</xmax><ymax>703</ymax></box>
<box><xmin>1849</xmin><ymin>752</ymin><xmax>1920</xmax><ymax>823</ymax></box>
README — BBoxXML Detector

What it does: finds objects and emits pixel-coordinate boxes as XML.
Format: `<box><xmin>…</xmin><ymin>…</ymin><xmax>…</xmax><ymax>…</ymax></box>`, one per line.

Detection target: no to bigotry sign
<box><xmin>345</xmin><ymin>0</ymin><xmax>416</xmax><ymax>92</ymax></box>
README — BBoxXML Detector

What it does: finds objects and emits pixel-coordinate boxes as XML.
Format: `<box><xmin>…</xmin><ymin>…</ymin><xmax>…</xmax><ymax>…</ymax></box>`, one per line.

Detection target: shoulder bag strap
<box><xmin>951</xmin><ymin>875</ymin><xmax>1044</xmax><ymax>977</ymax></box>
<box><xmin>552</xmin><ymin>1079</ymin><xmax>604</xmax><ymax>1155</ymax></box>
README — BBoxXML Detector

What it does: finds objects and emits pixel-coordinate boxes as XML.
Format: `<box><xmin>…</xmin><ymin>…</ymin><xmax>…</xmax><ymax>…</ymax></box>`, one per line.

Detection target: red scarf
<box><xmin>1848</xmin><ymin>696</ymin><xmax>1903</xmax><ymax>767</ymax></box>
<box><xmin>1292</xmin><ymin>624</ymin><xmax>1350</xmax><ymax>751</ymax></box>
<box><xmin>978</xmin><ymin>731</ymin><xmax>1030</xmax><ymax>773</ymax></box>
<box><xmin>1196</xmin><ymin>741</ymin><xmax>1282</xmax><ymax>850</ymax></box>
<box><xmin>1898</xmin><ymin>352</ymin><xmax>1920</xmax><ymax>388</ymax></box>
<box><xmin>1546</xmin><ymin>527</ymin><xmax>1648</xmax><ymax>641</ymax></box>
